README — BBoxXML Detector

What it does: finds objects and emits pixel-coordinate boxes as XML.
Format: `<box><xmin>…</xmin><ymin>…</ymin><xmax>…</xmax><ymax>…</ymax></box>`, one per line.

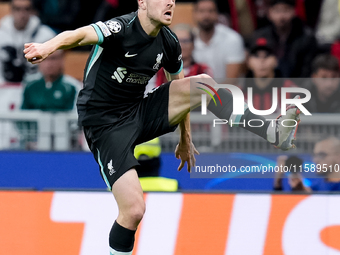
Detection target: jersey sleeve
<box><xmin>163</xmin><ymin>31</ymin><xmax>183</xmax><ymax>75</ymax></box>
<box><xmin>91</xmin><ymin>18</ymin><xmax>124</xmax><ymax>46</ymax></box>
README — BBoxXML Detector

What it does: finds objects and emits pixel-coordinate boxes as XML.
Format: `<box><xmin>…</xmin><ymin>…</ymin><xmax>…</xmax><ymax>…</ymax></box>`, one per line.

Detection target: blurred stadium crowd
<box><xmin>0</xmin><ymin>0</ymin><xmax>340</xmax><ymax>191</ymax></box>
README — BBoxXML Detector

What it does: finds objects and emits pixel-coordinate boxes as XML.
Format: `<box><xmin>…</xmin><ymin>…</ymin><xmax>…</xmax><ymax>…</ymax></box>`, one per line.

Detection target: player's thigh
<box><xmin>112</xmin><ymin>169</ymin><xmax>145</xmax><ymax>216</ymax></box>
<box><xmin>168</xmin><ymin>77</ymin><xmax>191</xmax><ymax>125</ymax></box>
<box><xmin>168</xmin><ymin>74</ymin><xmax>214</xmax><ymax>125</ymax></box>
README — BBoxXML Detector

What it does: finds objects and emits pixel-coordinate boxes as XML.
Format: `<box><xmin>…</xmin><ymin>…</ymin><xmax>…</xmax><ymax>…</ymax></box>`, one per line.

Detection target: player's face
<box><xmin>145</xmin><ymin>0</ymin><xmax>176</xmax><ymax>26</ymax></box>
<box><xmin>194</xmin><ymin>1</ymin><xmax>218</xmax><ymax>31</ymax></box>
<box><xmin>11</xmin><ymin>0</ymin><xmax>32</xmax><ymax>30</ymax></box>
<box><xmin>313</xmin><ymin>140</ymin><xmax>339</xmax><ymax>175</ymax></box>
<box><xmin>268</xmin><ymin>4</ymin><xmax>295</xmax><ymax>30</ymax></box>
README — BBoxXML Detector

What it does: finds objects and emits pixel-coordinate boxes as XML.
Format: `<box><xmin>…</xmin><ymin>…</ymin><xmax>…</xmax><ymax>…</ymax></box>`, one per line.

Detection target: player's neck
<box><xmin>138</xmin><ymin>11</ymin><xmax>163</xmax><ymax>37</ymax></box>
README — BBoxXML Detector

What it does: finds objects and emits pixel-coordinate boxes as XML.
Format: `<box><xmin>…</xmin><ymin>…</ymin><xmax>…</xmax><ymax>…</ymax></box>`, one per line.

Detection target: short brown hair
<box><xmin>312</xmin><ymin>54</ymin><xmax>340</xmax><ymax>74</ymax></box>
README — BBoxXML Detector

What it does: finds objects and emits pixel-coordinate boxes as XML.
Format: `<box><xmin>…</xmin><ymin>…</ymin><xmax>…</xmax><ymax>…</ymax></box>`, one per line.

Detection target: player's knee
<box><xmin>192</xmin><ymin>73</ymin><xmax>214</xmax><ymax>95</ymax></box>
<box><xmin>182</xmin><ymin>74</ymin><xmax>212</xmax><ymax>94</ymax></box>
<box><xmin>127</xmin><ymin>200</ymin><xmax>145</xmax><ymax>224</ymax></box>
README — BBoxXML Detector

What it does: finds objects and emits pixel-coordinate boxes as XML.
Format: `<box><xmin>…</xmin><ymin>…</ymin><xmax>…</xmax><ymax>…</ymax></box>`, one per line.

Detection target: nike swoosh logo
<box><xmin>125</xmin><ymin>52</ymin><xmax>138</xmax><ymax>58</ymax></box>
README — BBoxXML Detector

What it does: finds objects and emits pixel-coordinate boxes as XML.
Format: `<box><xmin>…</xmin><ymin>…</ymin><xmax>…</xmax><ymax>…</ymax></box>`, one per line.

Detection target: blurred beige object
<box><xmin>171</xmin><ymin>3</ymin><xmax>194</xmax><ymax>27</ymax></box>
<box><xmin>64</xmin><ymin>51</ymin><xmax>89</xmax><ymax>81</ymax></box>
<box><xmin>316</xmin><ymin>0</ymin><xmax>340</xmax><ymax>44</ymax></box>
<box><xmin>235</xmin><ymin>0</ymin><xmax>256</xmax><ymax>38</ymax></box>
<box><xmin>0</xmin><ymin>2</ymin><xmax>10</xmax><ymax>20</ymax></box>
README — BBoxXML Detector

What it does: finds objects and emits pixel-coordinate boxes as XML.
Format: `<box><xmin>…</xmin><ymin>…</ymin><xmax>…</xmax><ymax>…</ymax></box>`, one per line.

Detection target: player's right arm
<box><xmin>24</xmin><ymin>25</ymin><xmax>99</xmax><ymax>64</ymax></box>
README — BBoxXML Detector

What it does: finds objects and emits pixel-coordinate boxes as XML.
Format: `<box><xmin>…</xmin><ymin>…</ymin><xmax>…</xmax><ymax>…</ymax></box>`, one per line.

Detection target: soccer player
<box><xmin>23</xmin><ymin>0</ymin><xmax>300</xmax><ymax>254</ymax></box>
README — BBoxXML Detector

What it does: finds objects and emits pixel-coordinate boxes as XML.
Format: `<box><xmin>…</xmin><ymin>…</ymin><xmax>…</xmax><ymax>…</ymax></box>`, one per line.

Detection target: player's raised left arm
<box><xmin>24</xmin><ymin>25</ymin><xmax>99</xmax><ymax>64</ymax></box>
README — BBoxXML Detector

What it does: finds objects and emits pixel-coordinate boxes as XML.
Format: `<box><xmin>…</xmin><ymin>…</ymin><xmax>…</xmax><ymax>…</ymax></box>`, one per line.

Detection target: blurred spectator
<box><xmin>226</xmin><ymin>0</ymin><xmax>257</xmax><ymax>39</ymax></box>
<box><xmin>0</xmin><ymin>0</ymin><xmax>55</xmax><ymax>84</ymax></box>
<box><xmin>252</xmin><ymin>0</ymin><xmax>317</xmax><ymax>78</ymax></box>
<box><xmin>274</xmin><ymin>137</ymin><xmax>340</xmax><ymax>192</ymax></box>
<box><xmin>19</xmin><ymin>50</ymin><xmax>80</xmax><ymax>150</ymax></box>
<box><xmin>243</xmin><ymin>37</ymin><xmax>296</xmax><ymax>111</ymax></box>
<box><xmin>311</xmin><ymin>137</ymin><xmax>340</xmax><ymax>191</ymax></box>
<box><xmin>314</xmin><ymin>0</ymin><xmax>340</xmax><ymax>47</ymax></box>
<box><xmin>304</xmin><ymin>0</ymin><xmax>340</xmax><ymax>50</ymax></box>
<box><xmin>227</xmin><ymin>0</ymin><xmax>306</xmax><ymax>36</ymax></box>
<box><xmin>154</xmin><ymin>24</ymin><xmax>212</xmax><ymax>87</ymax></box>
<box><xmin>303</xmin><ymin>54</ymin><xmax>340</xmax><ymax>113</ymax></box>
<box><xmin>250</xmin><ymin>0</ymin><xmax>308</xmax><ymax>31</ymax></box>
<box><xmin>273</xmin><ymin>155</ymin><xmax>310</xmax><ymax>191</ymax></box>
<box><xmin>193</xmin><ymin>0</ymin><xmax>245</xmax><ymax>84</ymax></box>
<box><xmin>21</xmin><ymin>50</ymin><xmax>80</xmax><ymax>111</ymax></box>
<box><xmin>32</xmin><ymin>0</ymin><xmax>81</xmax><ymax>33</ymax></box>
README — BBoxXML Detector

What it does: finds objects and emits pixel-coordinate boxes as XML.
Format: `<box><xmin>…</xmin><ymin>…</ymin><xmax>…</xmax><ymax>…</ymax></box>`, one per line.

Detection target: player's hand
<box><xmin>175</xmin><ymin>141</ymin><xmax>199</xmax><ymax>173</ymax></box>
<box><xmin>23</xmin><ymin>43</ymin><xmax>50</xmax><ymax>64</ymax></box>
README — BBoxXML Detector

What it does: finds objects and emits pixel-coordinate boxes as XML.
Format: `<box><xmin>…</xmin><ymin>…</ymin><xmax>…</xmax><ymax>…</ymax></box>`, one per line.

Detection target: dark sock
<box><xmin>109</xmin><ymin>221</ymin><xmax>136</xmax><ymax>252</ymax></box>
<box><xmin>207</xmin><ymin>88</ymin><xmax>270</xmax><ymax>140</ymax></box>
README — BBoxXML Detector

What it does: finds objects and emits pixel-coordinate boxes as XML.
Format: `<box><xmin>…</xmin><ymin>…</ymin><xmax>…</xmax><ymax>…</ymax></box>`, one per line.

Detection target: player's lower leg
<box><xmin>109</xmin><ymin>208</ymin><xmax>143</xmax><ymax>255</ymax></box>
<box><xmin>110</xmin><ymin>169</ymin><xmax>145</xmax><ymax>255</ymax></box>
<box><xmin>207</xmin><ymin>88</ymin><xmax>300</xmax><ymax>150</ymax></box>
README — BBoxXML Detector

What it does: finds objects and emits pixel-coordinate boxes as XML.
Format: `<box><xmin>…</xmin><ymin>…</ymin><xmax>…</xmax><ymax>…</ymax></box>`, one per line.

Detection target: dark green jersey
<box><xmin>22</xmin><ymin>73</ymin><xmax>79</xmax><ymax>111</ymax></box>
<box><xmin>77</xmin><ymin>11</ymin><xmax>183</xmax><ymax>126</ymax></box>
